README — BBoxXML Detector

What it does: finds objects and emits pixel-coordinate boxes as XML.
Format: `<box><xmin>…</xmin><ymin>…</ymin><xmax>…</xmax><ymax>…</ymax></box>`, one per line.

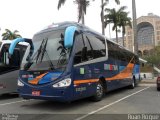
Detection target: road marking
<box><xmin>0</xmin><ymin>100</ymin><xmax>31</xmax><ymax>106</ymax></box>
<box><xmin>75</xmin><ymin>87</ymin><xmax>150</xmax><ymax>120</ymax></box>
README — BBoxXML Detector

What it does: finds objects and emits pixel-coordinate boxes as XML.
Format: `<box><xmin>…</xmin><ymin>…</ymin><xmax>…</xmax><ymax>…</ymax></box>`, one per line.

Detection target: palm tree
<box><xmin>57</xmin><ymin>0</ymin><xmax>93</xmax><ymax>24</ymax></box>
<box><xmin>118</xmin><ymin>11</ymin><xmax>132</xmax><ymax>46</ymax></box>
<box><xmin>57</xmin><ymin>0</ymin><xmax>67</xmax><ymax>10</ymax></box>
<box><xmin>2</xmin><ymin>29</ymin><xmax>22</xmax><ymax>40</ymax></box>
<box><xmin>104</xmin><ymin>6</ymin><xmax>127</xmax><ymax>43</ymax></box>
<box><xmin>101</xmin><ymin>0</ymin><xmax>120</xmax><ymax>35</ymax></box>
<box><xmin>74</xmin><ymin>0</ymin><xmax>90</xmax><ymax>24</ymax></box>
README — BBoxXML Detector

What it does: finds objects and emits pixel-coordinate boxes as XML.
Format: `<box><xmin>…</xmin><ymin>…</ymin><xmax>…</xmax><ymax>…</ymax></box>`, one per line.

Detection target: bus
<box><xmin>0</xmin><ymin>40</ymin><xmax>27</xmax><ymax>94</ymax></box>
<box><xmin>9</xmin><ymin>22</ymin><xmax>140</xmax><ymax>102</ymax></box>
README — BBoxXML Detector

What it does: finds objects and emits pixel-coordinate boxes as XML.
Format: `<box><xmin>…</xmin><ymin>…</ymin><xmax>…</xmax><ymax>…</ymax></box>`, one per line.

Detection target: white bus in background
<box><xmin>0</xmin><ymin>40</ymin><xmax>27</xmax><ymax>95</ymax></box>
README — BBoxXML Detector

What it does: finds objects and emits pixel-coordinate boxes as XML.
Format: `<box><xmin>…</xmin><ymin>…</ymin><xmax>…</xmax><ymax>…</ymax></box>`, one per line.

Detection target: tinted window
<box><xmin>74</xmin><ymin>34</ymin><xmax>85</xmax><ymax>64</ymax></box>
<box><xmin>107</xmin><ymin>40</ymin><xmax>137</xmax><ymax>63</ymax></box>
<box><xmin>0</xmin><ymin>44</ymin><xmax>27</xmax><ymax>74</ymax></box>
<box><xmin>107</xmin><ymin>40</ymin><xmax>117</xmax><ymax>59</ymax></box>
<box><xmin>83</xmin><ymin>34</ymin><xmax>94</xmax><ymax>60</ymax></box>
<box><xmin>85</xmin><ymin>34</ymin><xmax>106</xmax><ymax>59</ymax></box>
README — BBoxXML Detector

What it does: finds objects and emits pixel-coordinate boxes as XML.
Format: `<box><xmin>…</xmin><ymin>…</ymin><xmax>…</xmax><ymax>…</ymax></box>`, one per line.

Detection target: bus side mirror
<box><xmin>9</xmin><ymin>38</ymin><xmax>34</xmax><ymax>61</ymax></box>
<box><xmin>9</xmin><ymin>38</ymin><xmax>25</xmax><ymax>56</ymax></box>
<box><xmin>64</xmin><ymin>26</ymin><xmax>77</xmax><ymax>48</ymax></box>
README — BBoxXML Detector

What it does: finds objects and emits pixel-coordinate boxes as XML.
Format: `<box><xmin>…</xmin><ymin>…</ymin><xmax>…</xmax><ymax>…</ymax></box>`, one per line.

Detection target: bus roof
<box><xmin>35</xmin><ymin>21</ymin><xmax>135</xmax><ymax>55</ymax></box>
<box><xmin>35</xmin><ymin>21</ymin><xmax>104</xmax><ymax>38</ymax></box>
<box><xmin>0</xmin><ymin>40</ymin><xmax>28</xmax><ymax>48</ymax></box>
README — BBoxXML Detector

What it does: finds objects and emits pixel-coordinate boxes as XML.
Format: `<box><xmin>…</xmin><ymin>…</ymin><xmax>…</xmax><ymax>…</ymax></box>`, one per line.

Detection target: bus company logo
<box><xmin>22</xmin><ymin>74</ymin><xmax>33</xmax><ymax>78</ymax></box>
<box><xmin>104</xmin><ymin>64</ymin><xmax>118</xmax><ymax>71</ymax></box>
<box><xmin>76</xmin><ymin>87</ymin><xmax>86</xmax><ymax>92</ymax></box>
<box><xmin>94</xmin><ymin>68</ymin><xmax>100</xmax><ymax>73</ymax></box>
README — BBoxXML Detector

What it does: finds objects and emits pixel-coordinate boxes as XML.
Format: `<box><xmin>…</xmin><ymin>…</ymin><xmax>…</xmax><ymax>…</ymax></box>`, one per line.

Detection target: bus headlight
<box><xmin>18</xmin><ymin>79</ymin><xmax>24</xmax><ymax>87</ymax></box>
<box><xmin>53</xmin><ymin>78</ymin><xmax>71</xmax><ymax>88</ymax></box>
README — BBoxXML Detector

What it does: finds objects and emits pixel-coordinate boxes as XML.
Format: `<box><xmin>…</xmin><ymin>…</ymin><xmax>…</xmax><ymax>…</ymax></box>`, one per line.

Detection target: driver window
<box><xmin>74</xmin><ymin>34</ymin><xmax>89</xmax><ymax>65</ymax></box>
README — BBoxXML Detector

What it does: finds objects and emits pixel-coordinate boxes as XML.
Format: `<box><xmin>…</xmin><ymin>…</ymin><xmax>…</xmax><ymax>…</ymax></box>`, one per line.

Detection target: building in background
<box><xmin>125</xmin><ymin>13</ymin><xmax>160</xmax><ymax>56</ymax></box>
<box><xmin>111</xmin><ymin>37</ymin><xmax>125</xmax><ymax>46</ymax></box>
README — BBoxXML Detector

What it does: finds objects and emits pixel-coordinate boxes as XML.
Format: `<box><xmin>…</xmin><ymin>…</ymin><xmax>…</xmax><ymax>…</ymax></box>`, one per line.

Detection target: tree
<box><xmin>2</xmin><ymin>29</ymin><xmax>22</xmax><ymax>40</ymax></box>
<box><xmin>143</xmin><ymin>46</ymin><xmax>160</xmax><ymax>68</ymax></box>
<box><xmin>57</xmin><ymin>0</ymin><xmax>66</xmax><ymax>9</ymax></box>
<box><xmin>74</xmin><ymin>0</ymin><xmax>90</xmax><ymax>24</ymax></box>
<box><xmin>101</xmin><ymin>0</ymin><xmax>120</xmax><ymax>35</ymax></box>
<box><xmin>104</xmin><ymin>6</ymin><xmax>127</xmax><ymax>43</ymax></box>
<box><xmin>57</xmin><ymin>0</ymin><xmax>93</xmax><ymax>24</ymax></box>
<box><xmin>118</xmin><ymin>11</ymin><xmax>132</xmax><ymax>46</ymax></box>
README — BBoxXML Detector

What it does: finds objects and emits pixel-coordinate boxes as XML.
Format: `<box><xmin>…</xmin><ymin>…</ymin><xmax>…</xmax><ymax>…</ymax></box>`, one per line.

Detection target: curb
<box><xmin>138</xmin><ymin>84</ymin><xmax>156</xmax><ymax>87</ymax></box>
<box><xmin>140</xmin><ymin>82</ymin><xmax>156</xmax><ymax>84</ymax></box>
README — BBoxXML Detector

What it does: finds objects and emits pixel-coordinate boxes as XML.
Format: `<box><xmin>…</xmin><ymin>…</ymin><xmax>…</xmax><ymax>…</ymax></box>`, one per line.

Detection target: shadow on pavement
<box><xmin>0</xmin><ymin>93</ymin><xmax>19</xmax><ymax>100</ymax></box>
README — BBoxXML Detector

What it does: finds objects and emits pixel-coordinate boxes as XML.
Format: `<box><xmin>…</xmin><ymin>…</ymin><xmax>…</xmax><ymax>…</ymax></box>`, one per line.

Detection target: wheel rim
<box><xmin>132</xmin><ymin>81</ymin><xmax>135</xmax><ymax>87</ymax></box>
<box><xmin>96</xmin><ymin>83</ymin><xmax>103</xmax><ymax>97</ymax></box>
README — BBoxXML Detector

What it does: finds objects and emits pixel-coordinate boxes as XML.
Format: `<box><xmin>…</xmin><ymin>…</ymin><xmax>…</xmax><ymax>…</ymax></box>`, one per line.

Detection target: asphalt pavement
<box><xmin>0</xmin><ymin>78</ymin><xmax>159</xmax><ymax>120</ymax></box>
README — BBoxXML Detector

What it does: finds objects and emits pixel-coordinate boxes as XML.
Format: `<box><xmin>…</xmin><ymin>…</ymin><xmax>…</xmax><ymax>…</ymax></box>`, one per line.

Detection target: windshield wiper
<box><xmin>42</xmin><ymin>49</ymin><xmax>55</xmax><ymax>70</ymax></box>
<box><xmin>24</xmin><ymin>38</ymin><xmax>55</xmax><ymax>70</ymax></box>
<box><xmin>37</xmin><ymin>38</ymin><xmax>55</xmax><ymax>70</ymax></box>
<box><xmin>23</xmin><ymin>39</ymin><xmax>46</xmax><ymax>70</ymax></box>
<box><xmin>35</xmin><ymin>39</ymin><xmax>47</xmax><ymax>63</ymax></box>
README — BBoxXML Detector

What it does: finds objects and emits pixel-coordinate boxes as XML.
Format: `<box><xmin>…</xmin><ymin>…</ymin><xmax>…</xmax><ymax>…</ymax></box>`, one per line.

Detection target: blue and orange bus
<box><xmin>9</xmin><ymin>22</ymin><xmax>140</xmax><ymax>102</ymax></box>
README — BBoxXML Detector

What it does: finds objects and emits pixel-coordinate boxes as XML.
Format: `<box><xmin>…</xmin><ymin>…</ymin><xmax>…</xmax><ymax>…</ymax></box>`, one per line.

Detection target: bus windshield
<box><xmin>21</xmin><ymin>30</ymin><xmax>71</xmax><ymax>71</ymax></box>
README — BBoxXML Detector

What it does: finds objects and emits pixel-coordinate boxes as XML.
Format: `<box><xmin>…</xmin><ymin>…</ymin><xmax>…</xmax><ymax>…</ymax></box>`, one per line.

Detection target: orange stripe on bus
<box><xmin>106</xmin><ymin>63</ymin><xmax>134</xmax><ymax>81</ymax></box>
<box><xmin>28</xmin><ymin>73</ymin><xmax>47</xmax><ymax>85</ymax></box>
<box><xmin>74</xmin><ymin>61</ymin><xmax>135</xmax><ymax>85</ymax></box>
<box><xmin>74</xmin><ymin>79</ymin><xmax>99</xmax><ymax>85</ymax></box>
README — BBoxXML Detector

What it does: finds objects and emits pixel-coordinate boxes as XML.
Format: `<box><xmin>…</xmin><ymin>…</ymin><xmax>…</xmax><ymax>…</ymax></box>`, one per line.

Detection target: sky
<box><xmin>0</xmin><ymin>0</ymin><xmax>159</xmax><ymax>39</ymax></box>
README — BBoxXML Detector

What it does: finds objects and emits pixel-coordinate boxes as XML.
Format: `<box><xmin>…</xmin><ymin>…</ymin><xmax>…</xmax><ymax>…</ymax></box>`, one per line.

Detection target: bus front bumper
<box><xmin>18</xmin><ymin>86</ymin><xmax>73</xmax><ymax>102</ymax></box>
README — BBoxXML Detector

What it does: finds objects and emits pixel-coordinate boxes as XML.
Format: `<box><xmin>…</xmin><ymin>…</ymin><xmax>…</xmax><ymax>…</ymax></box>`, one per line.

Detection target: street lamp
<box><xmin>132</xmin><ymin>0</ymin><xmax>138</xmax><ymax>55</ymax></box>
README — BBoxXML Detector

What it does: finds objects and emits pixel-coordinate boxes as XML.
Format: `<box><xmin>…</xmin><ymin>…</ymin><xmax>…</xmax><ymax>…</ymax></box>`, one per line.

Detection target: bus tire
<box><xmin>129</xmin><ymin>79</ymin><xmax>135</xmax><ymax>89</ymax></box>
<box><xmin>91</xmin><ymin>81</ymin><xmax>104</xmax><ymax>102</ymax></box>
<box><xmin>157</xmin><ymin>87</ymin><xmax>160</xmax><ymax>91</ymax></box>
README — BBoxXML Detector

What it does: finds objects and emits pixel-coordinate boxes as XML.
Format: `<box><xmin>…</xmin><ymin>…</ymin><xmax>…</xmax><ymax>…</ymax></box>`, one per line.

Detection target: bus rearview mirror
<box><xmin>64</xmin><ymin>26</ymin><xmax>77</xmax><ymax>48</ymax></box>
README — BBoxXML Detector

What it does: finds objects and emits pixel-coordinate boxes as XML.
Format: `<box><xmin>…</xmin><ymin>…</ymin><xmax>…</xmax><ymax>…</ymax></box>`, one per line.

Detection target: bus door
<box><xmin>0</xmin><ymin>44</ymin><xmax>11</xmax><ymax>73</ymax></box>
<box><xmin>73</xmin><ymin>32</ymin><xmax>107</xmax><ymax>99</ymax></box>
<box><xmin>72</xmin><ymin>33</ymin><xmax>97</xmax><ymax>99</ymax></box>
<box><xmin>10</xmin><ymin>48</ymin><xmax>21</xmax><ymax>67</ymax></box>
<box><xmin>0</xmin><ymin>45</ymin><xmax>21</xmax><ymax>73</ymax></box>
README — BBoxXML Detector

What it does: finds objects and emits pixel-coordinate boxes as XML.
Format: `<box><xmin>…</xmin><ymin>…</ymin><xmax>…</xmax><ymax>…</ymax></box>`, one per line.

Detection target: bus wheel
<box><xmin>91</xmin><ymin>81</ymin><xmax>104</xmax><ymax>102</ymax></box>
<box><xmin>129</xmin><ymin>79</ymin><xmax>135</xmax><ymax>89</ymax></box>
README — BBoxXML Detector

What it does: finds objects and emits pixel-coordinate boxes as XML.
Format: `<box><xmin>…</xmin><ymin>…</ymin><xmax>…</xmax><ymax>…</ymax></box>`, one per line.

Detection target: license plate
<box><xmin>32</xmin><ymin>91</ymin><xmax>40</xmax><ymax>96</ymax></box>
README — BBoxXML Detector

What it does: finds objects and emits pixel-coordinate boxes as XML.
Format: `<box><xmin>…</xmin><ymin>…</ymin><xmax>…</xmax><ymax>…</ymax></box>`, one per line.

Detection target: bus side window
<box><xmin>107</xmin><ymin>41</ymin><xmax>116</xmax><ymax>59</ymax></box>
<box><xmin>74</xmin><ymin>34</ymin><xmax>85</xmax><ymax>64</ymax></box>
<box><xmin>0</xmin><ymin>46</ymin><xmax>10</xmax><ymax>66</ymax></box>
<box><xmin>3</xmin><ymin>50</ymin><xmax>9</xmax><ymax>65</ymax></box>
<box><xmin>83</xmin><ymin>34</ymin><xmax>94</xmax><ymax>60</ymax></box>
<box><xmin>86</xmin><ymin>34</ymin><xmax>106</xmax><ymax>59</ymax></box>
